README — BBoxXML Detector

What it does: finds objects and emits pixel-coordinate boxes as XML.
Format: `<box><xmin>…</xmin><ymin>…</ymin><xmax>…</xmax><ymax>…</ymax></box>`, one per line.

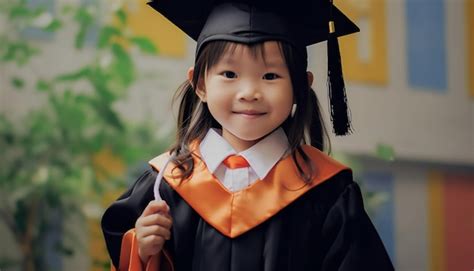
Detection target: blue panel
<box><xmin>360</xmin><ymin>172</ymin><xmax>396</xmax><ymax>264</ymax></box>
<box><xmin>406</xmin><ymin>0</ymin><xmax>447</xmax><ymax>91</ymax></box>
<box><xmin>80</xmin><ymin>0</ymin><xmax>100</xmax><ymax>45</ymax></box>
<box><xmin>22</xmin><ymin>0</ymin><xmax>56</xmax><ymax>40</ymax></box>
<box><xmin>43</xmin><ymin>208</ymin><xmax>63</xmax><ymax>270</ymax></box>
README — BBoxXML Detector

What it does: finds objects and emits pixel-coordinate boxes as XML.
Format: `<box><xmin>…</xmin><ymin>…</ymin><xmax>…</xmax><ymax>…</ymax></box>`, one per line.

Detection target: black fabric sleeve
<box><xmin>320</xmin><ymin>180</ymin><xmax>394</xmax><ymax>271</ymax></box>
<box><xmin>101</xmin><ymin>169</ymin><xmax>157</xmax><ymax>269</ymax></box>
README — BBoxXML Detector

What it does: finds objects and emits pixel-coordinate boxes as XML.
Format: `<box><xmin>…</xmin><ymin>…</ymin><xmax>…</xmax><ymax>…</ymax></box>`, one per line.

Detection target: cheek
<box><xmin>275</xmin><ymin>86</ymin><xmax>294</xmax><ymax>114</ymax></box>
<box><xmin>280</xmin><ymin>99</ymin><xmax>293</xmax><ymax>118</ymax></box>
<box><xmin>205</xmin><ymin>92</ymin><xmax>233</xmax><ymax>119</ymax></box>
<box><xmin>207</xmin><ymin>91</ymin><xmax>231</xmax><ymax>107</ymax></box>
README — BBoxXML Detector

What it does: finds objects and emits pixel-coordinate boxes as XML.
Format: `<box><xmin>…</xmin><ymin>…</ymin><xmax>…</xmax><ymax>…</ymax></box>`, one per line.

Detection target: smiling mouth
<box><xmin>233</xmin><ymin>110</ymin><xmax>266</xmax><ymax>118</ymax></box>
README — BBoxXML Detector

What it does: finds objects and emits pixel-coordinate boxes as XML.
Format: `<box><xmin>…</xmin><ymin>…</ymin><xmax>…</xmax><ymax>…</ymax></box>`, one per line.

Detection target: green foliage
<box><xmin>331</xmin><ymin>151</ymin><xmax>390</xmax><ymax>217</ymax></box>
<box><xmin>11</xmin><ymin>77</ymin><xmax>25</xmax><ymax>89</ymax></box>
<box><xmin>1</xmin><ymin>39</ymin><xmax>40</xmax><ymax>65</ymax></box>
<box><xmin>375</xmin><ymin>143</ymin><xmax>396</xmax><ymax>161</ymax></box>
<box><xmin>130</xmin><ymin>36</ymin><xmax>159</xmax><ymax>54</ymax></box>
<box><xmin>0</xmin><ymin>1</ymin><xmax>169</xmax><ymax>270</ymax></box>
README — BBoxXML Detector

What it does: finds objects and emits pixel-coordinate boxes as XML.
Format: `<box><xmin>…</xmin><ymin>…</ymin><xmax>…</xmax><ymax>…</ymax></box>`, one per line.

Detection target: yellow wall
<box><xmin>428</xmin><ymin>172</ymin><xmax>445</xmax><ymax>271</ymax></box>
<box><xmin>89</xmin><ymin>149</ymin><xmax>126</xmax><ymax>271</ymax></box>
<box><xmin>125</xmin><ymin>0</ymin><xmax>186</xmax><ymax>57</ymax></box>
<box><xmin>467</xmin><ymin>0</ymin><xmax>474</xmax><ymax>97</ymax></box>
<box><xmin>337</xmin><ymin>0</ymin><xmax>388</xmax><ymax>85</ymax></box>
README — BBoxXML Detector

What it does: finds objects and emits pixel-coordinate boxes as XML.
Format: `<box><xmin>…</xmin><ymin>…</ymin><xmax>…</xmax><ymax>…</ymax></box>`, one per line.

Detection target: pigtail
<box><xmin>175</xmin><ymin>82</ymin><xmax>197</xmax><ymax>141</ymax></box>
<box><xmin>279</xmin><ymin>41</ymin><xmax>333</xmax><ymax>185</ymax></box>
<box><xmin>169</xmin><ymin>82</ymin><xmax>198</xmax><ymax>178</ymax></box>
<box><xmin>168</xmin><ymin>41</ymin><xmax>236</xmax><ymax>181</ymax></box>
<box><xmin>308</xmin><ymin>88</ymin><xmax>331</xmax><ymax>153</ymax></box>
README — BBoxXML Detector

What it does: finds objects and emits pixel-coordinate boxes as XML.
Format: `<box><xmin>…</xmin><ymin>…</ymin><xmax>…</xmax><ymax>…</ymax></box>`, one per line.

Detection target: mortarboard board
<box><xmin>147</xmin><ymin>0</ymin><xmax>359</xmax><ymax>136</ymax></box>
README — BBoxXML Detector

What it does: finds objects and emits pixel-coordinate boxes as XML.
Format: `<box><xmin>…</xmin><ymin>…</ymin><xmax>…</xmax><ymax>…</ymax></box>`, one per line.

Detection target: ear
<box><xmin>188</xmin><ymin>66</ymin><xmax>207</xmax><ymax>102</ymax></box>
<box><xmin>306</xmin><ymin>71</ymin><xmax>314</xmax><ymax>89</ymax></box>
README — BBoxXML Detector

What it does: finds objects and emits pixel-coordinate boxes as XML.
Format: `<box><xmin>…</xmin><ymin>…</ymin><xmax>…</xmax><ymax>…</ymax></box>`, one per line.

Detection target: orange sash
<box><xmin>149</xmin><ymin>144</ymin><xmax>349</xmax><ymax>238</ymax></box>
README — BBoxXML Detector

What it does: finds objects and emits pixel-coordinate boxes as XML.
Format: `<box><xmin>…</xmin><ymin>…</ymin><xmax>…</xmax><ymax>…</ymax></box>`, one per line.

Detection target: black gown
<box><xmin>102</xmin><ymin>163</ymin><xmax>394</xmax><ymax>270</ymax></box>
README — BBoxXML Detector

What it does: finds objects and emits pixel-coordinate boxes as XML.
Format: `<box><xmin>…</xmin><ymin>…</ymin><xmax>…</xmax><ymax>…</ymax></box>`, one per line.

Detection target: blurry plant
<box><xmin>0</xmin><ymin>1</ymin><xmax>170</xmax><ymax>270</ymax></box>
<box><xmin>331</xmin><ymin>151</ymin><xmax>390</xmax><ymax>218</ymax></box>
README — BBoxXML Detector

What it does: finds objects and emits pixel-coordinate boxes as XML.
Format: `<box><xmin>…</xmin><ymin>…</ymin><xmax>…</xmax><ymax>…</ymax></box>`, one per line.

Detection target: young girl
<box><xmin>101</xmin><ymin>0</ymin><xmax>394</xmax><ymax>270</ymax></box>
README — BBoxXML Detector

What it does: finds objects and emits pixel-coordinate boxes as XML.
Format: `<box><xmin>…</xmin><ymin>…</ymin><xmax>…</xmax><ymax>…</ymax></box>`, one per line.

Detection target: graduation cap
<box><xmin>147</xmin><ymin>0</ymin><xmax>359</xmax><ymax>136</ymax></box>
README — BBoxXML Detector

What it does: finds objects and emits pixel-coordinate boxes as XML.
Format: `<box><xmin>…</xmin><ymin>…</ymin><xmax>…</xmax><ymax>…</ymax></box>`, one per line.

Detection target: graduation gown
<box><xmin>101</xmin><ymin>145</ymin><xmax>394</xmax><ymax>271</ymax></box>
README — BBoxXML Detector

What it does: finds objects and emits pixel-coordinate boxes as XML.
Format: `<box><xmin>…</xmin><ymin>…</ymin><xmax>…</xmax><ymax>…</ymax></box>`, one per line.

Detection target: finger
<box><xmin>141</xmin><ymin>234</ymin><xmax>166</xmax><ymax>249</ymax></box>
<box><xmin>148</xmin><ymin>242</ymin><xmax>166</xmax><ymax>256</ymax></box>
<box><xmin>139</xmin><ymin>225</ymin><xmax>171</xmax><ymax>240</ymax></box>
<box><xmin>138</xmin><ymin>213</ymin><xmax>173</xmax><ymax>228</ymax></box>
<box><xmin>141</xmin><ymin>200</ymin><xmax>169</xmax><ymax>217</ymax></box>
<box><xmin>141</xmin><ymin>200</ymin><xmax>170</xmax><ymax>217</ymax></box>
<box><xmin>146</xmin><ymin>244</ymin><xmax>163</xmax><ymax>257</ymax></box>
<box><xmin>139</xmin><ymin>236</ymin><xmax>165</xmax><ymax>256</ymax></box>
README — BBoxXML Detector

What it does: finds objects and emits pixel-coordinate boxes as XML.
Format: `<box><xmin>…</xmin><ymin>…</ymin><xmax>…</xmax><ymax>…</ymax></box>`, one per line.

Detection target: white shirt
<box><xmin>199</xmin><ymin>128</ymin><xmax>289</xmax><ymax>192</ymax></box>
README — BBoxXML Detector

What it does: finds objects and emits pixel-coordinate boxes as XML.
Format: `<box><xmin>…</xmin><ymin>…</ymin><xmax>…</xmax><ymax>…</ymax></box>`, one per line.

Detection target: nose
<box><xmin>237</xmin><ymin>81</ymin><xmax>261</xmax><ymax>101</ymax></box>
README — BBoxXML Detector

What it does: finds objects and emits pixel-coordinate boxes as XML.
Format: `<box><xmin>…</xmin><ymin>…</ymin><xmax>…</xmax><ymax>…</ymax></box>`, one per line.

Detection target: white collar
<box><xmin>199</xmin><ymin>128</ymin><xmax>290</xmax><ymax>179</ymax></box>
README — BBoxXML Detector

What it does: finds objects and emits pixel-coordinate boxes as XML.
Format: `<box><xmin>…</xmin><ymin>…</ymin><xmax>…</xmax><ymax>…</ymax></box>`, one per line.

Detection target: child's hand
<box><xmin>135</xmin><ymin>200</ymin><xmax>172</xmax><ymax>264</ymax></box>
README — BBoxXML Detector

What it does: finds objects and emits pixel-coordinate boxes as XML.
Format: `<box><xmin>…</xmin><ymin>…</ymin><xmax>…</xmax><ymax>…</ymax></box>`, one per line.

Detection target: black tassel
<box><xmin>327</xmin><ymin>5</ymin><xmax>352</xmax><ymax>136</ymax></box>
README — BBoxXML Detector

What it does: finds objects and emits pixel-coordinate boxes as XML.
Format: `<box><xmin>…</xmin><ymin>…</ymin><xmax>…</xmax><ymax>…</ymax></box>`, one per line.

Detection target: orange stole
<box><xmin>149</xmin><ymin>145</ymin><xmax>349</xmax><ymax>238</ymax></box>
<box><xmin>114</xmin><ymin>229</ymin><xmax>174</xmax><ymax>271</ymax></box>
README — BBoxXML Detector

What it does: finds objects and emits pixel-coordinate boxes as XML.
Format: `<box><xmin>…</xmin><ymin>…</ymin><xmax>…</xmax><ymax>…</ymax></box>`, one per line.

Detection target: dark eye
<box><xmin>222</xmin><ymin>71</ymin><xmax>237</xmax><ymax>79</ymax></box>
<box><xmin>263</xmin><ymin>73</ymin><xmax>279</xmax><ymax>80</ymax></box>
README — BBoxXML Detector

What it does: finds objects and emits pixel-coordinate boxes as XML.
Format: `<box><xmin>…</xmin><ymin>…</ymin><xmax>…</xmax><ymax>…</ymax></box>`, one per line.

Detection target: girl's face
<box><xmin>193</xmin><ymin>41</ymin><xmax>293</xmax><ymax>152</ymax></box>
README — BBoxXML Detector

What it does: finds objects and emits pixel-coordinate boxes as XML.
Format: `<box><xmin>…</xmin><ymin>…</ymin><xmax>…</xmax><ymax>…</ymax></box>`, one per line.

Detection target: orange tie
<box><xmin>222</xmin><ymin>155</ymin><xmax>250</xmax><ymax>169</ymax></box>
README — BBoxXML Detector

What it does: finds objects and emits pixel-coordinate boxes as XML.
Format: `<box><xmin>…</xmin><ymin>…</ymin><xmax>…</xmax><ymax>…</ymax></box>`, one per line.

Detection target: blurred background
<box><xmin>0</xmin><ymin>0</ymin><xmax>472</xmax><ymax>270</ymax></box>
